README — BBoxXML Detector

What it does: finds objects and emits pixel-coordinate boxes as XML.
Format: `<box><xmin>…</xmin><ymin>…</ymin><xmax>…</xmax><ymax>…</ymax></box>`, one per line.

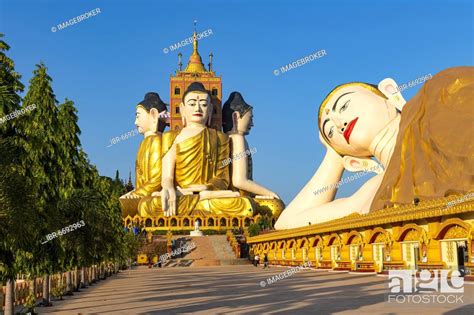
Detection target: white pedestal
<box><xmin>190</xmin><ymin>230</ymin><xmax>203</xmax><ymax>236</ymax></box>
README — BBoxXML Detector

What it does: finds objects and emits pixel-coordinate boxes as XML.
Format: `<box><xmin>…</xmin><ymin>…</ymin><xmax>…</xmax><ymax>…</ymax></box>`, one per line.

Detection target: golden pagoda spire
<box><xmin>185</xmin><ymin>20</ymin><xmax>207</xmax><ymax>73</ymax></box>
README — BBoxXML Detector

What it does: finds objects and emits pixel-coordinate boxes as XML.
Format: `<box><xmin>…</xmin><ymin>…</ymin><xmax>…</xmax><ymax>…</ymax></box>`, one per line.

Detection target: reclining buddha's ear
<box><xmin>342</xmin><ymin>156</ymin><xmax>384</xmax><ymax>174</ymax></box>
<box><xmin>378</xmin><ymin>78</ymin><xmax>406</xmax><ymax>112</ymax></box>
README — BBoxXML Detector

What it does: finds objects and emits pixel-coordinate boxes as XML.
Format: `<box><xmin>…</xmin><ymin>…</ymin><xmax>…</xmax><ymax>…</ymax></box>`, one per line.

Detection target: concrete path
<box><xmin>38</xmin><ymin>266</ymin><xmax>474</xmax><ymax>314</ymax></box>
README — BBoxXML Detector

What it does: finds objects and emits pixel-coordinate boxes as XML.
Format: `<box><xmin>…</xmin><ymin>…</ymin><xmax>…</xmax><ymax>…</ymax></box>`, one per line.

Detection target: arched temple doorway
<box><xmin>435</xmin><ymin>219</ymin><xmax>471</xmax><ymax>275</ymax></box>
<box><xmin>397</xmin><ymin>224</ymin><xmax>424</xmax><ymax>270</ymax></box>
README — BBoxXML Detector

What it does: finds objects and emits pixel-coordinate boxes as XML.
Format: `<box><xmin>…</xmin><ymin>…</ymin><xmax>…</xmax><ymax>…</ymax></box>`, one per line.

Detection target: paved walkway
<box><xmin>38</xmin><ymin>266</ymin><xmax>474</xmax><ymax>314</ymax></box>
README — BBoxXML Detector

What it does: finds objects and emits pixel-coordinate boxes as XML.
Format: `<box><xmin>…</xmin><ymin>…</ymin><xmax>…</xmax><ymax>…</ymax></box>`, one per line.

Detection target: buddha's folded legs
<box><xmin>138</xmin><ymin>194</ymin><xmax>258</xmax><ymax>217</ymax></box>
<box><xmin>193</xmin><ymin>196</ymin><xmax>256</xmax><ymax>216</ymax></box>
<box><xmin>138</xmin><ymin>195</ymin><xmax>200</xmax><ymax>217</ymax></box>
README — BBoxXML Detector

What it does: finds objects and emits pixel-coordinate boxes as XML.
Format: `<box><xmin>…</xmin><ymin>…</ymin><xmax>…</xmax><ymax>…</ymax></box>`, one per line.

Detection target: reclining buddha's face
<box><xmin>319</xmin><ymin>84</ymin><xmax>398</xmax><ymax>157</ymax></box>
<box><xmin>181</xmin><ymin>91</ymin><xmax>212</xmax><ymax>126</ymax></box>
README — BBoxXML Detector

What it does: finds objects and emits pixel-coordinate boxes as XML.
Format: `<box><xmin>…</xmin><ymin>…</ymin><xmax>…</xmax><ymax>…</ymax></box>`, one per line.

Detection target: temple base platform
<box><xmin>248</xmin><ymin>196</ymin><xmax>474</xmax><ymax>279</ymax></box>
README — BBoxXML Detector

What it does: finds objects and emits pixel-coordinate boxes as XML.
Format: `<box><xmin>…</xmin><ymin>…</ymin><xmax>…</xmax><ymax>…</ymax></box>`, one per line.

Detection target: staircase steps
<box><xmin>159</xmin><ymin>234</ymin><xmax>250</xmax><ymax>267</ymax></box>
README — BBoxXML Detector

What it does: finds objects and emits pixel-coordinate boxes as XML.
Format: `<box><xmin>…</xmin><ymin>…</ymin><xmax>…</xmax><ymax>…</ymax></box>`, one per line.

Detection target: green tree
<box><xmin>57</xmin><ymin>98</ymin><xmax>81</xmax><ymax>195</ymax></box>
<box><xmin>1</xmin><ymin>39</ymin><xmax>138</xmax><ymax>312</ymax></box>
<box><xmin>0</xmin><ymin>34</ymin><xmax>39</xmax><ymax>315</ymax></box>
<box><xmin>0</xmin><ymin>138</ymin><xmax>41</xmax><ymax>315</ymax></box>
<box><xmin>14</xmin><ymin>62</ymin><xmax>66</xmax><ymax>305</ymax></box>
<box><xmin>0</xmin><ymin>33</ymin><xmax>24</xmax><ymax>119</ymax></box>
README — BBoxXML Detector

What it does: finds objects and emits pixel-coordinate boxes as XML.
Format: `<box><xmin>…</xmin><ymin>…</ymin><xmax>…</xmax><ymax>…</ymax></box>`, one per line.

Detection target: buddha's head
<box><xmin>222</xmin><ymin>91</ymin><xmax>254</xmax><ymax>135</ymax></box>
<box><xmin>135</xmin><ymin>92</ymin><xmax>168</xmax><ymax>134</ymax></box>
<box><xmin>318</xmin><ymin>82</ymin><xmax>400</xmax><ymax>158</ymax></box>
<box><xmin>180</xmin><ymin>82</ymin><xmax>212</xmax><ymax>127</ymax></box>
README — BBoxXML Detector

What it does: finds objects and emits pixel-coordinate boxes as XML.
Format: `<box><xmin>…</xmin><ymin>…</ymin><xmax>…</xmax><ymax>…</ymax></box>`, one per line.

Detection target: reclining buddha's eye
<box><xmin>339</xmin><ymin>100</ymin><xmax>350</xmax><ymax>113</ymax></box>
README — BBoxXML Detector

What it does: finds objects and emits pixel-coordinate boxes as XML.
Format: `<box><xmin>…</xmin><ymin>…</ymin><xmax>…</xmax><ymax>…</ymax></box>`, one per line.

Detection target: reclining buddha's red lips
<box><xmin>343</xmin><ymin>117</ymin><xmax>358</xmax><ymax>144</ymax></box>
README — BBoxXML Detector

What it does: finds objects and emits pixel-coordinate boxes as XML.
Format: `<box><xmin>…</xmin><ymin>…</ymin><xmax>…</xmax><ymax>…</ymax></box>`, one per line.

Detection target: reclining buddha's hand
<box><xmin>161</xmin><ymin>185</ymin><xmax>177</xmax><ymax>216</ymax></box>
<box><xmin>319</xmin><ymin>132</ymin><xmax>340</xmax><ymax>157</ymax></box>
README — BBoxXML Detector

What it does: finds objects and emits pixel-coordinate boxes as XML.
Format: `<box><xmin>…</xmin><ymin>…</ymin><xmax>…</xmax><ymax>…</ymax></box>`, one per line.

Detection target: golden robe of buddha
<box><xmin>120</xmin><ymin>92</ymin><xmax>167</xmax><ymax>217</ymax></box>
<box><xmin>134</xmin><ymin>134</ymin><xmax>162</xmax><ymax>197</ymax></box>
<box><xmin>138</xmin><ymin>127</ymin><xmax>255</xmax><ymax>217</ymax></box>
<box><xmin>370</xmin><ymin>66</ymin><xmax>474</xmax><ymax>210</ymax></box>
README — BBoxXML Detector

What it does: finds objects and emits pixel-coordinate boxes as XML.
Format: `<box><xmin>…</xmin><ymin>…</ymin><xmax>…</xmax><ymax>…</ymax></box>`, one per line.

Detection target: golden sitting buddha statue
<box><xmin>222</xmin><ymin>91</ymin><xmax>285</xmax><ymax>218</ymax></box>
<box><xmin>119</xmin><ymin>92</ymin><xmax>168</xmax><ymax>217</ymax></box>
<box><xmin>138</xmin><ymin>82</ymin><xmax>255</xmax><ymax>217</ymax></box>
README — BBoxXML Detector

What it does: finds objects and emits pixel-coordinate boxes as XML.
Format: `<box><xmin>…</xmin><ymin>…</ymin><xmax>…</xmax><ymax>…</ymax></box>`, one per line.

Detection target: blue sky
<box><xmin>1</xmin><ymin>0</ymin><xmax>472</xmax><ymax>204</ymax></box>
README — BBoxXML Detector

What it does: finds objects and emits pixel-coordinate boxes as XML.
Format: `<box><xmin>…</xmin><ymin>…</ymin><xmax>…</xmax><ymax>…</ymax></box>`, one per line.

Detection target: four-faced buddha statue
<box><xmin>222</xmin><ymin>91</ymin><xmax>285</xmax><ymax>217</ymax></box>
<box><xmin>276</xmin><ymin>66</ymin><xmax>474</xmax><ymax>229</ymax></box>
<box><xmin>119</xmin><ymin>92</ymin><xmax>168</xmax><ymax>217</ymax></box>
<box><xmin>138</xmin><ymin>82</ymin><xmax>255</xmax><ymax>217</ymax></box>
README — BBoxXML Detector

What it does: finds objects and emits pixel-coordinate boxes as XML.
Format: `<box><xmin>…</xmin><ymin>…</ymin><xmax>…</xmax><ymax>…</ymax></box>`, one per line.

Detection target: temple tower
<box><xmin>169</xmin><ymin>28</ymin><xmax>222</xmax><ymax>131</ymax></box>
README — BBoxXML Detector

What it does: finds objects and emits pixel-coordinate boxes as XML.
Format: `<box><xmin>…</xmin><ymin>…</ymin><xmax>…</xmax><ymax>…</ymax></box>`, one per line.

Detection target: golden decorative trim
<box><xmin>404</xmin><ymin>229</ymin><xmax>420</xmax><ymax>241</ymax></box>
<box><xmin>444</xmin><ymin>225</ymin><xmax>468</xmax><ymax>239</ymax></box>
<box><xmin>434</xmin><ymin>217</ymin><xmax>472</xmax><ymax>240</ymax></box>
<box><xmin>248</xmin><ymin>197</ymin><xmax>474</xmax><ymax>244</ymax></box>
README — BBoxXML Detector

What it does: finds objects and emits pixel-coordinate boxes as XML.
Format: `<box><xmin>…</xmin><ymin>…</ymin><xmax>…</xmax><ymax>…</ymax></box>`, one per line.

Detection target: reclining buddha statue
<box><xmin>140</xmin><ymin>82</ymin><xmax>256</xmax><ymax>217</ymax></box>
<box><xmin>275</xmin><ymin>66</ymin><xmax>474</xmax><ymax>229</ymax></box>
<box><xmin>120</xmin><ymin>92</ymin><xmax>168</xmax><ymax>217</ymax></box>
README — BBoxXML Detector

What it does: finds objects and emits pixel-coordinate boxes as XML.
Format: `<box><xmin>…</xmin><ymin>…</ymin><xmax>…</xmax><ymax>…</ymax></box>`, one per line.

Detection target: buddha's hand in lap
<box><xmin>176</xmin><ymin>186</ymin><xmax>194</xmax><ymax>196</ymax></box>
<box><xmin>255</xmin><ymin>192</ymin><xmax>280</xmax><ymax>200</ymax></box>
<box><xmin>161</xmin><ymin>186</ymin><xmax>177</xmax><ymax>216</ymax></box>
<box><xmin>199</xmin><ymin>190</ymin><xmax>240</xmax><ymax>200</ymax></box>
<box><xmin>185</xmin><ymin>184</ymin><xmax>209</xmax><ymax>192</ymax></box>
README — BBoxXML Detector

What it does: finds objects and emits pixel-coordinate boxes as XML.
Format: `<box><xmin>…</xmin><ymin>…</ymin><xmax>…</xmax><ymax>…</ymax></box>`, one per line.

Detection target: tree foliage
<box><xmin>0</xmin><ymin>34</ymin><xmax>138</xmax><ymax>288</ymax></box>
